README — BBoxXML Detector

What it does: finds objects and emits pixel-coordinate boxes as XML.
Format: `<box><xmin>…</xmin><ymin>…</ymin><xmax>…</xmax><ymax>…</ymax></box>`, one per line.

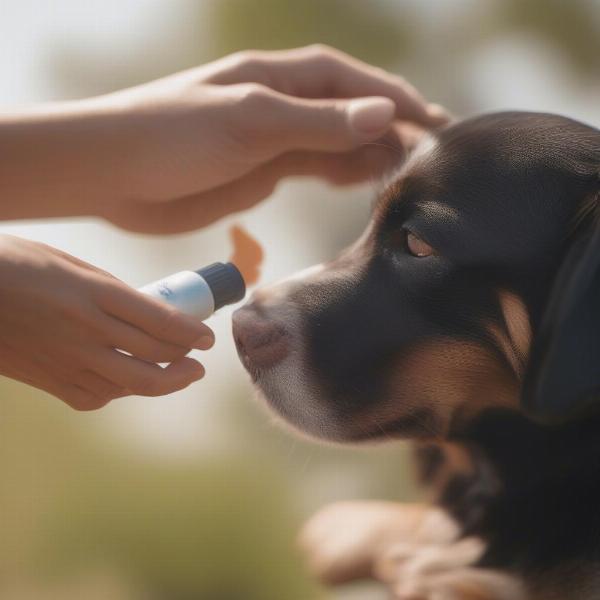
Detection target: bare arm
<box><xmin>0</xmin><ymin>45</ymin><xmax>448</xmax><ymax>232</ymax></box>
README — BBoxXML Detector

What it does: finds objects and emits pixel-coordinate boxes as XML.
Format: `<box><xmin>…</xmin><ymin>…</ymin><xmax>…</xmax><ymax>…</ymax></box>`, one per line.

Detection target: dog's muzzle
<box><xmin>232</xmin><ymin>304</ymin><xmax>290</xmax><ymax>373</ymax></box>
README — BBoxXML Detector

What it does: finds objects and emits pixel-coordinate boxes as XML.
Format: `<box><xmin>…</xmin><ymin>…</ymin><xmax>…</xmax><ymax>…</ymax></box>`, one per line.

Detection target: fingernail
<box><xmin>426</xmin><ymin>103</ymin><xmax>452</xmax><ymax>125</ymax></box>
<box><xmin>195</xmin><ymin>335</ymin><xmax>214</xmax><ymax>350</ymax></box>
<box><xmin>348</xmin><ymin>97</ymin><xmax>395</xmax><ymax>137</ymax></box>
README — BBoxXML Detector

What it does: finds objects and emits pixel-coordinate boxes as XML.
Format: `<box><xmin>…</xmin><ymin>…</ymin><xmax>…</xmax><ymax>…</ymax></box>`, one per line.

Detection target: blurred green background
<box><xmin>1</xmin><ymin>1</ymin><xmax>599</xmax><ymax>598</ymax></box>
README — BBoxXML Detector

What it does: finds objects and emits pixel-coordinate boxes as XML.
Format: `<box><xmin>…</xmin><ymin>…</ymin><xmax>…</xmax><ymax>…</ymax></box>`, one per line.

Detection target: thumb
<box><xmin>259</xmin><ymin>94</ymin><xmax>396</xmax><ymax>154</ymax></box>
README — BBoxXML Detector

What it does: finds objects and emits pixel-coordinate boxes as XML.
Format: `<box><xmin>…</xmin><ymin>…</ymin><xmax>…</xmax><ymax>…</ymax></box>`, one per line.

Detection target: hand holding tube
<box><xmin>0</xmin><ymin>235</ymin><xmax>214</xmax><ymax>410</ymax></box>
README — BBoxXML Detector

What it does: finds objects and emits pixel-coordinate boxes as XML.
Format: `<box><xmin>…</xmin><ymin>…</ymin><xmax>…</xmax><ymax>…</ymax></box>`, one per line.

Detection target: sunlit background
<box><xmin>1</xmin><ymin>1</ymin><xmax>599</xmax><ymax>598</ymax></box>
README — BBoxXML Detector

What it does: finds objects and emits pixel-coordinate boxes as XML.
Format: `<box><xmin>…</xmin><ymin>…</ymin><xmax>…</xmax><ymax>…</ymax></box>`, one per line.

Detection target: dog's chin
<box><xmin>249</xmin><ymin>361</ymin><xmax>416</xmax><ymax>445</ymax></box>
<box><xmin>234</xmin><ymin>321</ymin><xmax>438</xmax><ymax>444</ymax></box>
<box><xmin>249</xmin><ymin>363</ymin><xmax>352</xmax><ymax>443</ymax></box>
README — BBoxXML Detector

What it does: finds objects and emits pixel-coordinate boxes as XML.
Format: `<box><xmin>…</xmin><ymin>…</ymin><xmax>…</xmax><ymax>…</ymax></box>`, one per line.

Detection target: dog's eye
<box><xmin>406</xmin><ymin>230</ymin><xmax>434</xmax><ymax>257</ymax></box>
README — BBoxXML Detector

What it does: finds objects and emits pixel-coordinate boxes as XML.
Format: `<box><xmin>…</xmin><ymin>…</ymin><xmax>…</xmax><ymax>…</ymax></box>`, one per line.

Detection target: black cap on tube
<box><xmin>197</xmin><ymin>262</ymin><xmax>246</xmax><ymax>310</ymax></box>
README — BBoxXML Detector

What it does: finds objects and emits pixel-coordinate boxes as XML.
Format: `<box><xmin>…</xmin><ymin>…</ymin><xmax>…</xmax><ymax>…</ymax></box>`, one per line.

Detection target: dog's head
<box><xmin>233</xmin><ymin>112</ymin><xmax>600</xmax><ymax>442</ymax></box>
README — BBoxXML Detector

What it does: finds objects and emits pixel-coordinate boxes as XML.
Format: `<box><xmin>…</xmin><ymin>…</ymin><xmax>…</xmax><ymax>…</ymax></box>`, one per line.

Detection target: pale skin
<box><xmin>0</xmin><ymin>45</ymin><xmax>448</xmax><ymax>410</ymax></box>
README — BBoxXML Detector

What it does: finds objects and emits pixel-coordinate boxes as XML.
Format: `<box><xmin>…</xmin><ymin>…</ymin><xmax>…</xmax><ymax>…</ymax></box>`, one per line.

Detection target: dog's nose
<box><xmin>232</xmin><ymin>304</ymin><xmax>289</xmax><ymax>371</ymax></box>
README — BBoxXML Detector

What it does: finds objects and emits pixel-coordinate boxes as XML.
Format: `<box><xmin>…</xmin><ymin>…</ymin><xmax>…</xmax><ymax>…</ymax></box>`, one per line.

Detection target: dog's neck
<box><xmin>460</xmin><ymin>404</ymin><xmax>600</xmax><ymax>486</ymax></box>
<box><xmin>440</xmin><ymin>404</ymin><xmax>600</xmax><ymax>571</ymax></box>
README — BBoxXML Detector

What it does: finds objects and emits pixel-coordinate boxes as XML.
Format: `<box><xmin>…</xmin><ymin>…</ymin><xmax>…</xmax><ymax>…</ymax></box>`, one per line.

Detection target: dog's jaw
<box><xmin>233</xmin><ymin>266</ymin><xmax>357</xmax><ymax>442</ymax></box>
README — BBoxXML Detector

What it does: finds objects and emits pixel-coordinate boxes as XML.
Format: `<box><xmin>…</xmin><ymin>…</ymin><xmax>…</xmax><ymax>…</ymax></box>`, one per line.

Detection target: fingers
<box><xmin>0</xmin><ymin>236</ymin><xmax>215</xmax><ymax>412</ymax></box>
<box><xmin>93</xmin><ymin>278</ymin><xmax>215</xmax><ymax>349</ymax></box>
<box><xmin>67</xmin><ymin>278</ymin><xmax>213</xmax><ymax>406</ymax></box>
<box><xmin>103</xmin><ymin>166</ymin><xmax>277</xmax><ymax>234</ymax></box>
<box><xmin>265</xmin><ymin>122</ymin><xmax>426</xmax><ymax>185</ymax></box>
<box><xmin>23</xmin><ymin>351</ymin><xmax>204</xmax><ymax>411</ymax></box>
<box><xmin>63</xmin><ymin>351</ymin><xmax>205</xmax><ymax>408</ymax></box>
<box><xmin>261</xmin><ymin>144</ymin><xmax>399</xmax><ymax>187</ymax></box>
<box><xmin>35</xmin><ymin>373</ymin><xmax>122</xmax><ymax>412</ymax></box>
<box><xmin>74</xmin><ymin>370</ymin><xmax>125</xmax><ymax>399</ymax></box>
<box><xmin>69</xmin><ymin>354</ymin><xmax>204</xmax><ymax>407</ymax></box>
<box><xmin>91</xmin><ymin>349</ymin><xmax>205</xmax><ymax>397</ymax></box>
<box><xmin>229</xmin><ymin>82</ymin><xmax>429</xmax><ymax>157</ymax></box>
<box><xmin>100</xmin><ymin>313</ymin><xmax>193</xmax><ymax>363</ymax></box>
<box><xmin>262</xmin><ymin>92</ymin><xmax>398</xmax><ymax>153</ymax></box>
<box><xmin>103</xmin><ymin>124</ymin><xmax>423</xmax><ymax>234</ymax></box>
<box><xmin>68</xmin><ymin>370</ymin><xmax>126</xmax><ymax>410</ymax></box>
<box><xmin>204</xmin><ymin>45</ymin><xmax>449</xmax><ymax>127</ymax></box>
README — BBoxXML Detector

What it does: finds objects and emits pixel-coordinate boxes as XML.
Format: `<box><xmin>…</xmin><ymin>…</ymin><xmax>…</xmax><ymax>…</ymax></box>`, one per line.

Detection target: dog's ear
<box><xmin>523</xmin><ymin>191</ymin><xmax>600</xmax><ymax>420</ymax></box>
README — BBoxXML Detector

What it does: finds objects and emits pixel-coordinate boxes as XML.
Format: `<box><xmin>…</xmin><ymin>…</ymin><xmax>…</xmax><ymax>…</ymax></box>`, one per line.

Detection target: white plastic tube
<box><xmin>138</xmin><ymin>262</ymin><xmax>245</xmax><ymax>320</ymax></box>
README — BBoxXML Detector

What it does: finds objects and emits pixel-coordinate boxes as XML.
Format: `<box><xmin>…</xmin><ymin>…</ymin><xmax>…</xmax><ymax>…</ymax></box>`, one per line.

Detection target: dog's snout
<box><xmin>232</xmin><ymin>304</ymin><xmax>289</xmax><ymax>372</ymax></box>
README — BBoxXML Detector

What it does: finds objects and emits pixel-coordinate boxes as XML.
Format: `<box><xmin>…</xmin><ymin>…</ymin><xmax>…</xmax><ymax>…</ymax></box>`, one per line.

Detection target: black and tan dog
<box><xmin>233</xmin><ymin>111</ymin><xmax>600</xmax><ymax>599</ymax></box>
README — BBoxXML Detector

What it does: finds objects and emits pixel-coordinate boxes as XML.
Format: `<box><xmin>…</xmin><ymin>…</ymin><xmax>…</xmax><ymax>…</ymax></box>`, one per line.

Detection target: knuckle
<box><xmin>229</xmin><ymin>49</ymin><xmax>263</xmax><ymax>69</ymax></box>
<box><xmin>235</xmin><ymin>82</ymin><xmax>275</xmax><ymax>107</ymax></box>
<box><xmin>305</xmin><ymin>43</ymin><xmax>340</xmax><ymax>64</ymax></box>
<box><xmin>231</xmin><ymin>84</ymin><xmax>282</xmax><ymax>153</ymax></box>
<box><xmin>306</xmin><ymin>43</ymin><xmax>334</xmax><ymax>56</ymax></box>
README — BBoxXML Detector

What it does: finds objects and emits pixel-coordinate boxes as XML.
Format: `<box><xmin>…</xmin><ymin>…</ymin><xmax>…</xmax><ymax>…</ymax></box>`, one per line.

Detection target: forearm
<box><xmin>0</xmin><ymin>95</ymin><xmax>135</xmax><ymax>220</ymax></box>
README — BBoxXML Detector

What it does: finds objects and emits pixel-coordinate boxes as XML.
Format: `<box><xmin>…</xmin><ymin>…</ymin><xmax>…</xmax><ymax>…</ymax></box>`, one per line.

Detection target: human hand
<box><xmin>0</xmin><ymin>45</ymin><xmax>448</xmax><ymax>232</ymax></box>
<box><xmin>99</xmin><ymin>45</ymin><xmax>448</xmax><ymax>233</ymax></box>
<box><xmin>0</xmin><ymin>235</ymin><xmax>214</xmax><ymax>410</ymax></box>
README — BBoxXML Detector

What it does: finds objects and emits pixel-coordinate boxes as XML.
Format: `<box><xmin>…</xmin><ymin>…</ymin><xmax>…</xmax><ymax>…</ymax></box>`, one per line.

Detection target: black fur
<box><xmin>452</xmin><ymin>408</ymin><xmax>600</xmax><ymax>573</ymax></box>
<box><xmin>234</xmin><ymin>111</ymin><xmax>600</xmax><ymax>594</ymax></box>
<box><xmin>240</xmin><ymin>111</ymin><xmax>600</xmax><ymax>440</ymax></box>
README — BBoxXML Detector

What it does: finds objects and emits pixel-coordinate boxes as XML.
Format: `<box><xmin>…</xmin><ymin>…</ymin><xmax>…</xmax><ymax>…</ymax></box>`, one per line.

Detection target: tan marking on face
<box><xmin>416</xmin><ymin>441</ymin><xmax>477</xmax><ymax>499</ymax></box>
<box><xmin>440</xmin><ymin>442</ymin><xmax>475</xmax><ymax>477</ymax></box>
<box><xmin>485</xmin><ymin>291</ymin><xmax>531</xmax><ymax>378</ymax></box>
<box><xmin>374</xmin><ymin>134</ymin><xmax>440</xmax><ymax>222</ymax></box>
<box><xmin>486</xmin><ymin>322</ymin><xmax>520</xmax><ymax>375</ymax></box>
<box><xmin>499</xmin><ymin>291</ymin><xmax>531</xmax><ymax>360</ymax></box>
<box><xmin>368</xmin><ymin>340</ymin><xmax>520</xmax><ymax>440</ymax></box>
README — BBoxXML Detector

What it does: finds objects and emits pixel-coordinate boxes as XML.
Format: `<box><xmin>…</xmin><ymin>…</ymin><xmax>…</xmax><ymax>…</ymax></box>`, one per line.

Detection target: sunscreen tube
<box><xmin>139</xmin><ymin>262</ymin><xmax>246</xmax><ymax>320</ymax></box>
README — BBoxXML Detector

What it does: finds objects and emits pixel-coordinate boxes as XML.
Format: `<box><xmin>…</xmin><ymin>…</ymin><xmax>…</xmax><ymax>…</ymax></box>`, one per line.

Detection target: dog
<box><xmin>232</xmin><ymin>111</ymin><xmax>600</xmax><ymax>599</ymax></box>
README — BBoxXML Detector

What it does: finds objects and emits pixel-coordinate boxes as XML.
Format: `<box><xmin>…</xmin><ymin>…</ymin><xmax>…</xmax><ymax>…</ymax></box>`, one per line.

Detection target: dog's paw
<box><xmin>390</xmin><ymin>567</ymin><xmax>527</xmax><ymax>600</ymax></box>
<box><xmin>376</xmin><ymin>538</ymin><xmax>527</xmax><ymax>600</ymax></box>
<box><xmin>299</xmin><ymin>501</ymin><xmax>417</xmax><ymax>584</ymax></box>
<box><xmin>299</xmin><ymin>501</ymin><xmax>453</xmax><ymax>585</ymax></box>
<box><xmin>376</xmin><ymin>536</ymin><xmax>485</xmax><ymax>584</ymax></box>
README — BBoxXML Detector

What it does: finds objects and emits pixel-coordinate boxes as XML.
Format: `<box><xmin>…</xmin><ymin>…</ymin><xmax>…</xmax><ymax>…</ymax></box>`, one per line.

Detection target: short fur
<box><xmin>233</xmin><ymin>111</ymin><xmax>600</xmax><ymax>598</ymax></box>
